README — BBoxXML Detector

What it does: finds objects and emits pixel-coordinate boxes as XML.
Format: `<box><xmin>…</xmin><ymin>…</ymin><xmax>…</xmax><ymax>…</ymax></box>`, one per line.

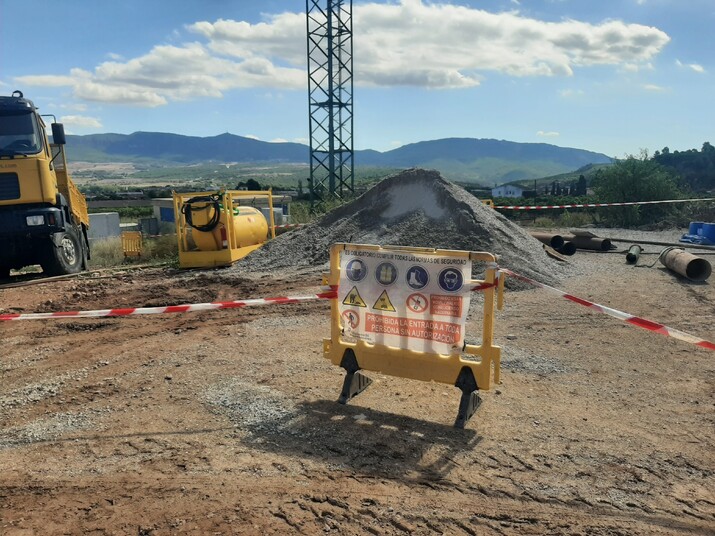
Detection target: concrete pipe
<box><xmin>660</xmin><ymin>249</ymin><xmax>712</xmax><ymax>282</ymax></box>
<box><xmin>557</xmin><ymin>241</ymin><xmax>577</xmax><ymax>256</ymax></box>
<box><xmin>530</xmin><ymin>232</ymin><xmax>565</xmax><ymax>249</ymax></box>
<box><xmin>626</xmin><ymin>245</ymin><xmax>642</xmax><ymax>264</ymax></box>
<box><xmin>565</xmin><ymin>235</ymin><xmax>612</xmax><ymax>251</ymax></box>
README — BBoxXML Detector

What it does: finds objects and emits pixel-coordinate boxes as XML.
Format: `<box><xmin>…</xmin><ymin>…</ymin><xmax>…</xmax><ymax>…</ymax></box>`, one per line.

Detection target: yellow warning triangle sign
<box><xmin>342</xmin><ymin>286</ymin><xmax>367</xmax><ymax>308</ymax></box>
<box><xmin>372</xmin><ymin>290</ymin><xmax>396</xmax><ymax>312</ymax></box>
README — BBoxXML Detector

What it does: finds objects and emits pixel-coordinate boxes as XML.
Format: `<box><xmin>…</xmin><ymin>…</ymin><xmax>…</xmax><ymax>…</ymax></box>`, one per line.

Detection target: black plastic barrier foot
<box><xmin>454</xmin><ymin>367</ymin><xmax>481</xmax><ymax>429</ymax></box>
<box><xmin>338</xmin><ymin>349</ymin><xmax>372</xmax><ymax>404</ymax></box>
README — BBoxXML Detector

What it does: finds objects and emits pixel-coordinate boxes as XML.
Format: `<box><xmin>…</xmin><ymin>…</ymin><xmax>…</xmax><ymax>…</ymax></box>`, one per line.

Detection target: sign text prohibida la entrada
<box><xmin>338</xmin><ymin>249</ymin><xmax>472</xmax><ymax>354</ymax></box>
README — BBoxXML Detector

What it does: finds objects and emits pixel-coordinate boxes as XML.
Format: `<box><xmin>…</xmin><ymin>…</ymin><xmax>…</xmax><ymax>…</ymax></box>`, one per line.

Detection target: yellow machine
<box><xmin>0</xmin><ymin>90</ymin><xmax>90</xmax><ymax>278</ymax></box>
<box><xmin>174</xmin><ymin>190</ymin><xmax>276</xmax><ymax>268</ymax></box>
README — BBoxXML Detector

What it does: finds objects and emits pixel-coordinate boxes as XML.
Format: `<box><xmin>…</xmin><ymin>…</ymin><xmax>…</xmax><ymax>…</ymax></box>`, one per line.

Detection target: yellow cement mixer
<box><xmin>174</xmin><ymin>190</ymin><xmax>277</xmax><ymax>268</ymax></box>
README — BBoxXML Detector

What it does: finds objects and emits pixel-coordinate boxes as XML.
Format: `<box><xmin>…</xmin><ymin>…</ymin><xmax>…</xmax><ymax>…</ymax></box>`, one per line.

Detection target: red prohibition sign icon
<box><xmin>341</xmin><ymin>310</ymin><xmax>360</xmax><ymax>329</ymax></box>
<box><xmin>406</xmin><ymin>292</ymin><xmax>428</xmax><ymax>313</ymax></box>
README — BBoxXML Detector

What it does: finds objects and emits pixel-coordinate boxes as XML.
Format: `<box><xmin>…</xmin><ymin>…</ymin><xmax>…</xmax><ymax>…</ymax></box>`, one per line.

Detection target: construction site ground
<box><xmin>1</xmin><ymin>235</ymin><xmax>713</xmax><ymax>535</ymax></box>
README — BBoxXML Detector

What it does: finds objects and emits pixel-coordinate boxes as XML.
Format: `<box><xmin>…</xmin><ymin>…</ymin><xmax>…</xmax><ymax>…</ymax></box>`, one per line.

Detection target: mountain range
<box><xmin>65</xmin><ymin>132</ymin><xmax>612</xmax><ymax>185</ymax></box>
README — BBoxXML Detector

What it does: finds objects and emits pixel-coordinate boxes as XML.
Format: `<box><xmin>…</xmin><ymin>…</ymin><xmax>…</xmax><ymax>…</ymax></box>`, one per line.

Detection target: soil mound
<box><xmin>238</xmin><ymin>169</ymin><xmax>568</xmax><ymax>285</ymax></box>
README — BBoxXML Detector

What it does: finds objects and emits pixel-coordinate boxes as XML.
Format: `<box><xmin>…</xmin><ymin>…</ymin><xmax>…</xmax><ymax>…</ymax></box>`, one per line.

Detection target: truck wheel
<box><xmin>42</xmin><ymin>228</ymin><xmax>83</xmax><ymax>276</ymax></box>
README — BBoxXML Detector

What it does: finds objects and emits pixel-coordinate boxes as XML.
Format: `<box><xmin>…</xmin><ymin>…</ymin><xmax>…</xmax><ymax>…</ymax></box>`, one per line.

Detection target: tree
<box><xmin>592</xmin><ymin>152</ymin><xmax>682</xmax><ymax>226</ymax></box>
<box><xmin>236</xmin><ymin>178</ymin><xmax>262</xmax><ymax>191</ymax></box>
<box><xmin>576</xmin><ymin>174</ymin><xmax>588</xmax><ymax>196</ymax></box>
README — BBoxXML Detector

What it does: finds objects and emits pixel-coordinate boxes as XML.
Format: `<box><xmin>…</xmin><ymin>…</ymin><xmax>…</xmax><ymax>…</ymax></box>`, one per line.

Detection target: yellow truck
<box><xmin>0</xmin><ymin>91</ymin><xmax>90</xmax><ymax>278</ymax></box>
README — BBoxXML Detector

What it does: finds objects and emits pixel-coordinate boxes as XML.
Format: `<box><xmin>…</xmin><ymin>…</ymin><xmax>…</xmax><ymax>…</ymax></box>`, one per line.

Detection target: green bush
<box><xmin>143</xmin><ymin>234</ymin><xmax>178</xmax><ymax>261</ymax></box>
<box><xmin>557</xmin><ymin>211</ymin><xmax>593</xmax><ymax>227</ymax></box>
<box><xmin>88</xmin><ymin>234</ymin><xmax>178</xmax><ymax>269</ymax></box>
<box><xmin>89</xmin><ymin>237</ymin><xmax>124</xmax><ymax>268</ymax></box>
<box><xmin>532</xmin><ymin>216</ymin><xmax>556</xmax><ymax>227</ymax></box>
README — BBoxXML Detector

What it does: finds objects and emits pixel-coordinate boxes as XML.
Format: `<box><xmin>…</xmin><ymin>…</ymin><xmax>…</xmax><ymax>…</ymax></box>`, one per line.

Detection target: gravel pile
<box><xmin>0</xmin><ymin>411</ymin><xmax>99</xmax><ymax>448</ymax></box>
<box><xmin>238</xmin><ymin>169</ymin><xmax>568</xmax><ymax>286</ymax></box>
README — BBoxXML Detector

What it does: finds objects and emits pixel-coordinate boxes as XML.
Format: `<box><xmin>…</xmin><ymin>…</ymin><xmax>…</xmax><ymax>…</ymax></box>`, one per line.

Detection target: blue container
<box><xmin>689</xmin><ymin>221</ymin><xmax>704</xmax><ymax>236</ymax></box>
<box><xmin>702</xmin><ymin>222</ymin><xmax>715</xmax><ymax>242</ymax></box>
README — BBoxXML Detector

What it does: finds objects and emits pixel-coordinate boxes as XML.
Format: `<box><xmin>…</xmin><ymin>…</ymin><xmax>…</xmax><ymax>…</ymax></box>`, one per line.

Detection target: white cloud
<box><xmin>14</xmin><ymin>0</ymin><xmax>671</xmax><ymax>105</ymax></box>
<box><xmin>676</xmin><ymin>59</ymin><xmax>705</xmax><ymax>74</ymax></box>
<box><xmin>559</xmin><ymin>88</ymin><xmax>585</xmax><ymax>97</ymax></box>
<box><xmin>59</xmin><ymin>115</ymin><xmax>103</xmax><ymax>128</ymax></box>
<box><xmin>621</xmin><ymin>62</ymin><xmax>654</xmax><ymax>73</ymax></box>
<box><xmin>536</xmin><ymin>130</ymin><xmax>560</xmax><ymax>137</ymax></box>
<box><xmin>59</xmin><ymin>103</ymin><xmax>88</xmax><ymax>112</ymax></box>
<box><xmin>243</xmin><ymin>134</ymin><xmax>260</xmax><ymax>140</ymax></box>
<box><xmin>643</xmin><ymin>84</ymin><xmax>667</xmax><ymax>92</ymax></box>
<box><xmin>270</xmin><ymin>137</ymin><xmax>288</xmax><ymax>143</ymax></box>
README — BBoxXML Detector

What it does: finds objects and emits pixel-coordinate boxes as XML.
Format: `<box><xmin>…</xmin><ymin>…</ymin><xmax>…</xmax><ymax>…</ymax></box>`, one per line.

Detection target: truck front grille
<box><xmin>0</xmin><ymin>172</ymin><xmax>20</xmax><ymax>200</ymax></box>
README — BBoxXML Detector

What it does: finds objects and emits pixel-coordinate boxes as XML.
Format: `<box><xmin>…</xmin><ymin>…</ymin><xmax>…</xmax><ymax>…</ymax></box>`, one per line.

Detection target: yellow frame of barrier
<box><xmin>121</xmin><ymin>231</ymin><xmax>142</xmax><ymax>257</ymax></box>
<box><xmin>322</xmin><ymin>243</ymin><xmax>505</xmax><ymax>390</ymax></box>
<box><xmin>173</xmin><ymin>190</ymin><xmax>277</xmax><ymax>269</ymax></box>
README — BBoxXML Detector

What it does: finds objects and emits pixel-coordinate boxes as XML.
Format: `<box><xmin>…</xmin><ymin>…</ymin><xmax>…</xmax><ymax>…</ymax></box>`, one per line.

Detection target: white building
<box><xmin>491</xmin><ymin>185</ymin><xmax>524</xmax><ymax>198</ymax></box>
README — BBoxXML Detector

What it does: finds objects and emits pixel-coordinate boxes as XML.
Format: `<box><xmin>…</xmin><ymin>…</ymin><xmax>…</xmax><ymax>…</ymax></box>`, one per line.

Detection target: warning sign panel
<box><xmin>373</xmin><ymin>290</ymin><xmax>396</xmax><ymax>312</ymax></box>
<box><xmin>342</xmin><ymin>286</ymin><xmax>366</xmax><ymax>308</ymax></box>
<box><xmin>338</xmin><ymin>248</ymin><xmax>472</xmax><ymax>354</ymax></box>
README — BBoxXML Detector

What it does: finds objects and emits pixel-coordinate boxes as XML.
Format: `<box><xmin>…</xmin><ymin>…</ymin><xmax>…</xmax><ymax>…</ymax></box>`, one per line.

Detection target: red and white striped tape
<box><xmin>501</xmin><ymin>268</ymin><xmax>714</xmax><ymax>351</ymax></box>
<box><xmin>274</xmin><ymin>223</ymin><xmax>306</xmax><ymax>230</ymax></box>
<box><xmin>0</xmin><ymin>281</ymin><xmax>499</xmax><ymax>322</ymax></box>
<box><xmin>0</xmin><ymin>290</ymin><xmax>338</xmax><ymax>322</ymax></box>
<box><xmin>494</xmin><ymin>197</ymin><xmax>714</xmax><ymax>210</ymax></box>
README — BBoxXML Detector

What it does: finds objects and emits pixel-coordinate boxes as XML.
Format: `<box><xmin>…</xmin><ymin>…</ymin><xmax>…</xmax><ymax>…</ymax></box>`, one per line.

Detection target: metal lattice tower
<box><xmin>306</xmin><ymin>0</ymin><xmax>354</xmax><ymax>204</ymax></box>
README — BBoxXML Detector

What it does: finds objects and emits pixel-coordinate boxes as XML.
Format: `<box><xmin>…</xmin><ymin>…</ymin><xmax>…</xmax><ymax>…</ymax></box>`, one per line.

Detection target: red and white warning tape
<box><xmin>494</xmin><ymin>197</ymin><xmax>714</xmax><ymax>211</ymax></box>
<box><xmin>0</xmin><ymin>281</ymin><xmax>499</xmax><ymax>322</ymax></box>
<box><xmin>4</xmin><ymin>272</ymin><xmax>709</xmax><ymax>353</ymax></box>
<box><xmin>501</xmin><ymin>268</ymin><xmax>715</xmax><ymax>351</ymax></box>
<box><xmin>0</xmin><ymin>290</ymin><xmax>338</xmax><ymax>322</ymax></box>
<box><xmin>274</xmin><ymin>223</ymin><xmax>306</xmax><ymax>230</ymax></box>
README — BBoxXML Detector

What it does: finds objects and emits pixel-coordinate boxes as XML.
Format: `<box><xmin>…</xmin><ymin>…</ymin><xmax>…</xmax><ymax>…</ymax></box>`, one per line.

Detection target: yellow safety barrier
<box><xmin>323</xmin><ymin>243</ymin><xmax>506</xmax><ymax>428</ymax></box>
<box><xmin>173</xmin><ymin>190</ymin><xmax>277</xmax><ymax>269</ymax></box>
<box><xmin>481</xmin><ymin>198</ymin><xmax>495</xmax><ymax>208</ymax></box>
<box><xmin>121</xmin><ymin>231</ymin><xmax>142</xmax><ymax>257</ymax></box>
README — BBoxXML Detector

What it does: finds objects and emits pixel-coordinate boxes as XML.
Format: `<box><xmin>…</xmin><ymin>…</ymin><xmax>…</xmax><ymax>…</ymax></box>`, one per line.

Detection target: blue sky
<box><xmin>1</xmin><ymin>0</ymin><xmax>712</xmax><ymax>158</ymax></box>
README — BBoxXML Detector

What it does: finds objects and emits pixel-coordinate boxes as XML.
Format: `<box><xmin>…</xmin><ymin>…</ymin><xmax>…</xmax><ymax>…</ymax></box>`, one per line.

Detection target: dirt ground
<box><xmin>0</xmin><ymin>242</ymin><xmax>713</xmax><ymax>535</ymax></box>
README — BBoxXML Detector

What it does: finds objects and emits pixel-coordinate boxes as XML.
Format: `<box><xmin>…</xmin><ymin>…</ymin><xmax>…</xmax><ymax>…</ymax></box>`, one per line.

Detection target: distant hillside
<box><xmin>66</xmin><ymin>132</ymin><xmax>308</xmax><ymax>164</ymax></box>
<box><xmin>503</xmin><ymin>163</ymin><xmax>613</xmax><ymax>190</ymax></box>
<box><xmin>65</xmin><ymin>132</ymin><xmax>611</xmax><ymax>185</ymax></box>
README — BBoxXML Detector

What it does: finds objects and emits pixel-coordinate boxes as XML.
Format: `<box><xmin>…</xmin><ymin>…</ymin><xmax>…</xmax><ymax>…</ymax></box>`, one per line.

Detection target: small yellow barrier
<box><xmin>481</xmin><ymin>198</ymin><xmax>495</xmax><ymax>208</ymax></box>
<box><xmin>323</xmin><ymin>243</ymin><xmax>506</xmax><ymax>428</ymax></box>
<box><xmin>121</xmin><ymin>231</ymin><xmax>142</xmax><ymax>257</ymax></box>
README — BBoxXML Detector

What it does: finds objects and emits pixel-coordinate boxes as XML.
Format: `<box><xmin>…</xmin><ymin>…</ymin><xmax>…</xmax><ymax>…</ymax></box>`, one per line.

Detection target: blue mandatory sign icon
<box><xmin>438</xmin><ymin>268</ymin><xmax>464</xmax><ymax>292</ymax></box>
<box><xmin>405</xmin><ymin>265</ymin><xmax>429</xmax><ymax>290</ymax></box>
<box><xmin>345</xmin><ymin>258</ymin><xmax>368</xmax><ymax>282</ymax></box>
<box><xmin>375</xmin><ymin>262</ymin><xmax>398</xmax><ymax>286</ymax></box>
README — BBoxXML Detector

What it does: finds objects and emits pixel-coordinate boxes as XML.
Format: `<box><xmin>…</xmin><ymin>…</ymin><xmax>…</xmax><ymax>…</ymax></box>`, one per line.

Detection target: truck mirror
<box><xmin>51</xmin><ymin>123</ymin><xmax>66</xmax><ymax>145</ymax></box>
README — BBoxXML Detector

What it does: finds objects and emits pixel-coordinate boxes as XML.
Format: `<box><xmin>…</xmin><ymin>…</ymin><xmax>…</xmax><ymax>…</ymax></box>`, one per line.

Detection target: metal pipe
<box><xmin>605</xmin><ymin>237</ymin><xmax>715</xmax><ymax>252</ymax></box>
<box><xmin>660</xmin><ymin>249</ymin><xmax>712</xmax><ymax>281</ymax></box>
<box><xmin>530</xmin><ymin>232</ymin><xmax>564</xmax><ymax>249</ymax></box>
<box><xmin>626</xmin><ymin>245</ymin><xmax>642</xmax><ymax>264</ymax></box>
<box><xmin>564</xmin><ymin>235</ymin><xmax>612</xmax><ymax>251</ymax></box>
<box><xmin>557</xmin><ymin>241</ymin><xmax>576</xmax><ymax>256</ymax></box>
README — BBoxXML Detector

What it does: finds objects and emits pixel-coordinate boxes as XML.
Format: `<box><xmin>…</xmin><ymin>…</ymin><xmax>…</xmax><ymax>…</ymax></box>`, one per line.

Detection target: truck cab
<box><xmin>0</xmin><ymin>91</ymin><xmax>90</xmax><ymax>278</ymax></box>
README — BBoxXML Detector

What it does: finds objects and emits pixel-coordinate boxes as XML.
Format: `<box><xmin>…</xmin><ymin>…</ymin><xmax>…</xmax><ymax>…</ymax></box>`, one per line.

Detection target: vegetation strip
<box><xmin>500</xmin><ymin>268</ymin><xmax>715</xmax><ymax>351</ymax></box>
